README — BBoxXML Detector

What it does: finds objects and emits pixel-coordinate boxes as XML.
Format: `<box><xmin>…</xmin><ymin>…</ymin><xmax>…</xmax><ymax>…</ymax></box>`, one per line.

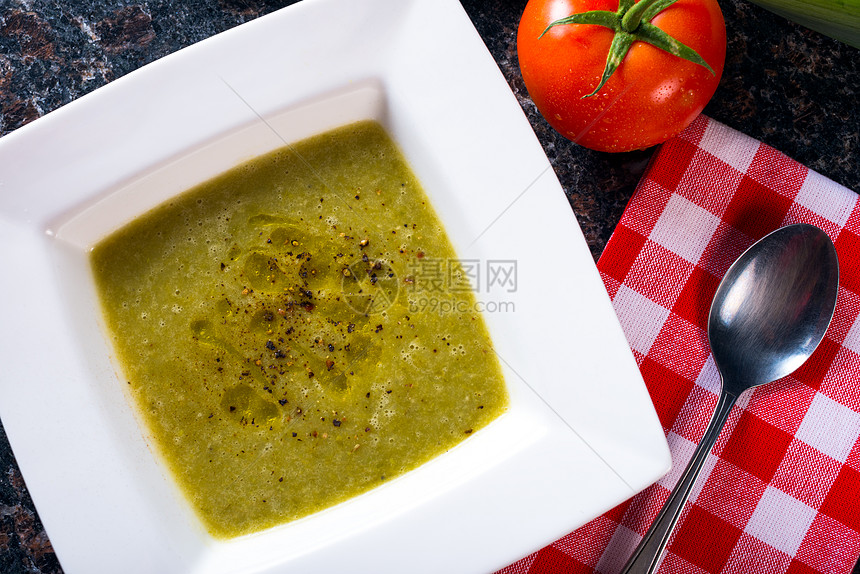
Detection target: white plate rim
<box><xmin>0</xmin><ymin>1</ymin><xmax>670</xmax><ymax>573</ymax></box>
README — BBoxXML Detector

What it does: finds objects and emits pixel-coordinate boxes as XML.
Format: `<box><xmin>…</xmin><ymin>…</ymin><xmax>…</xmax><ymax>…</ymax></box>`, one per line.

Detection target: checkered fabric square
<box><xmin>499</xmin><ymin>115</ymin><xmax>860</xmax><ymax>574</ymax></box>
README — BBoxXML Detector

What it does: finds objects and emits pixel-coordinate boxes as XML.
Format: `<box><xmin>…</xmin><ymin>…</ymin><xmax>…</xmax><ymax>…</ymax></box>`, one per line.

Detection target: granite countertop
<box><xmin>1</xmin><ymin>0</ymin><xmax>857</xmax><ymax>572</ymax></box>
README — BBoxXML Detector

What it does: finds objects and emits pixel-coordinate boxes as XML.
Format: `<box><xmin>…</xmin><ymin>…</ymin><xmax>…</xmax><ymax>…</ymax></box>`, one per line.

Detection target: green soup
<box><xmin>91</xmin><ymin>120</ymin><xmax>508</xmax><ymax>538</ymax></box>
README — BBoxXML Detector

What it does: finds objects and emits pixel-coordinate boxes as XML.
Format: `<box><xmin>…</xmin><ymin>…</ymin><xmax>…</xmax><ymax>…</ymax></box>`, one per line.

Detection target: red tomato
<box><xmin>517</xmin><ymin>0</ymin><xmax>726</xmax><ymax>152</ymax></box>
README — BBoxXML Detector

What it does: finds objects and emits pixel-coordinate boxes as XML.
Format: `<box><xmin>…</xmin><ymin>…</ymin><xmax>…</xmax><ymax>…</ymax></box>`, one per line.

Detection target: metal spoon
<box><xmin>620</xmin><ymin>223</ymin><xmax>839</xmax><ymax>574</ymax></box>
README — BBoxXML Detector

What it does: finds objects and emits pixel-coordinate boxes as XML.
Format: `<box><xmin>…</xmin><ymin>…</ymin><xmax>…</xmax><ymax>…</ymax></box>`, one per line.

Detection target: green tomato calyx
<box><xmin>539</xmin><ymin>0</ymin><xmax>715</xmax><ymax>98</ymax></box>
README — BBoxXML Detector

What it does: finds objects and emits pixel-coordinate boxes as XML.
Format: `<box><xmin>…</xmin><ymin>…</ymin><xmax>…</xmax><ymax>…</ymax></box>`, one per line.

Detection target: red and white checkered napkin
<box><xmin>501</xmin><ymin>115</ymin><xmax>860</xmax><ymax>574</ymax></box>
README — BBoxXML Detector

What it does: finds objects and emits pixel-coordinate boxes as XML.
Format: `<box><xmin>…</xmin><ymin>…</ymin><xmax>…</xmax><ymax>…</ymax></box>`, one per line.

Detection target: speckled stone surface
<box><xmin>1</xmin><ymin>0</ymin><xmax>858</xmax><ymax>571</ymax></box>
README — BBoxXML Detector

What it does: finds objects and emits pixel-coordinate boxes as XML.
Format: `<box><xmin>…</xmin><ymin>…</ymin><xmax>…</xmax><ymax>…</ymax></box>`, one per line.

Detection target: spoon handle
<box><xmin>619</xmin><ymin>388</ymin><xmax>738</xmax><ymax>574</ymax></box>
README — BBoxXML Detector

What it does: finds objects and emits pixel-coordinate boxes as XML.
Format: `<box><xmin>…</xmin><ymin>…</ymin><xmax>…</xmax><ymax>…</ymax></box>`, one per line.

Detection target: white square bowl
<box><xmin>0</xmin><ymin>0</ymin><xmax>670</xmax><ymax>572</ymax></box>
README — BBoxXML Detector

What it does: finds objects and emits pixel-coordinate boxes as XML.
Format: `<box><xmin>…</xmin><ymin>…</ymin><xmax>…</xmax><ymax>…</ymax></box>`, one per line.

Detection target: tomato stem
<box><xmin>621</xmin><ymin>0</ymin><xmax>668</xmax><ymax>31</ymax></box>
<box><xmin>540</xmin><ymin>0</ymin><xmax>714</xmax><ymax>98</ymax></box>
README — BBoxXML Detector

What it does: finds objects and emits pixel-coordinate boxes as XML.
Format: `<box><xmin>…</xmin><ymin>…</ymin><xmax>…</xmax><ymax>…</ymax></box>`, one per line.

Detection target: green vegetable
<box><xmin>746</xmin><ymin>0</ymin><xmax>860</xmax><ymax>48</ymax></box>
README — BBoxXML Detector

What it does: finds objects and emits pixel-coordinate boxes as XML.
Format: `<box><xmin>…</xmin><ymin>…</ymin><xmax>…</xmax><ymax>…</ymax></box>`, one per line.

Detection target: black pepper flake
<box><xmin>275</xmin><ymin>350</ymin><xmax>287</xmax><ymax>359</ymax></box>
<box><xmin>265</xmin><ymin>340</ymin><xmax>276</xmax><ymax>351</ymax></box>
<box><xmin>375</xmin><ymin>325</ymin><xmax>383</xmax><ymax>333</ymax></box>
<box><xmin>328</xmin><ymin>343</ymin><xmax>335</xmax><ymax>352</ymax></box>
<box><xmin>308</xmin><ymin>371</ymin><xmax>315</xmax><ymax>378</ymax></box>
<box><xmin>229</xmin><ymin>406</ymin><xmax>236</xmax><ymax>412</ymax></box>
<box><xmin>347</xmin><ymin>323</ymin><xmax>355</xmax><ymax>333</ymax></box>
<box><xmin>278</xmin><ymin>399</ymin><xmax>288</xmax><ymax>406</ymax></box>
<box><xmin>333</xmin><ymin>419</ymin><xmax>341</xmax><ymax>427</ymax></box>
<box><xmin>292</xmin><ymin>432</ymin><xmax>297</xmax><ymax>437</ymax></box>
<box><xmin>220</xmin><ymin>262</ymin><xmax>226</xmax><ymax>270</ymax></box>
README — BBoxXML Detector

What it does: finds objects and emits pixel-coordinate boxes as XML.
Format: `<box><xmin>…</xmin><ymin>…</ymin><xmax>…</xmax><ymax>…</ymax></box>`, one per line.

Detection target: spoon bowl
<box><xmin>620</xmin><ymin>223</ymin><xmax>839</xmax><ymax>574</ymax></box>
<box><xmin>709</xmin><ymin>223</ymin><xmax>839</xmax><ymax>393</ymax></box>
